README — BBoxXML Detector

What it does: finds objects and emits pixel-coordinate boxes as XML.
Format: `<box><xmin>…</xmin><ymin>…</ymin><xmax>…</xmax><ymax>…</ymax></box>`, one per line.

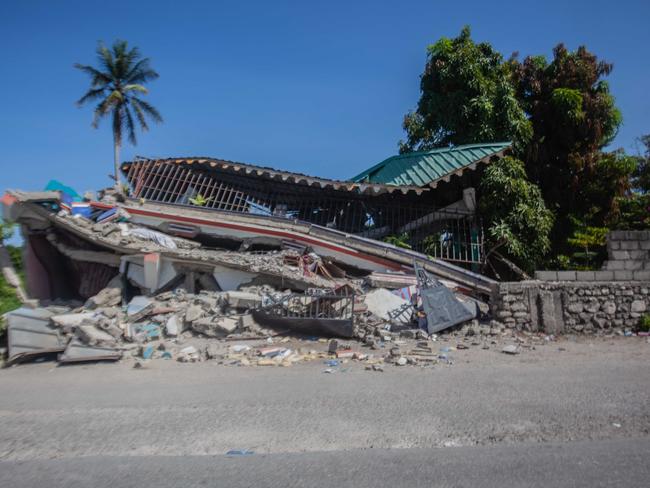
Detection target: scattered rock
<box><xmin>501</xmin><ymin>344</ymin><xmax>519</xmax><ymax>355</ymax></box>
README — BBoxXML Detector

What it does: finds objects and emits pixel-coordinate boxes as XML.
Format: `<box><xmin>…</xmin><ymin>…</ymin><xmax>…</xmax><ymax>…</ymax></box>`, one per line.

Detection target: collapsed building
<box><xmin>1</xmin><ymin>143</ymin><xmax>512</xmax><ymax>365</ymax></box>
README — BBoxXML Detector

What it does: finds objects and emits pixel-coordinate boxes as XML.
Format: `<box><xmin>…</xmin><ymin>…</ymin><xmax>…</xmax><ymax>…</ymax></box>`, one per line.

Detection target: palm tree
<box><xmin>75</xmin><ymin>40</ymin><xmax>163</xmax><ymax>189</ymax></box>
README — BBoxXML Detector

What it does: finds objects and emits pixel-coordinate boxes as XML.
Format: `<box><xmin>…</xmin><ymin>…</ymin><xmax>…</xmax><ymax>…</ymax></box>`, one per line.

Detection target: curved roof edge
<box><xmin>121</xmin><ymin>156</ymin><xmax>430</xmax><ymax>197</ymax></box>
<box><xmin>351</xmin><ymin>142</ymin><xmax>512</xmax><ymax>187</ymax></box>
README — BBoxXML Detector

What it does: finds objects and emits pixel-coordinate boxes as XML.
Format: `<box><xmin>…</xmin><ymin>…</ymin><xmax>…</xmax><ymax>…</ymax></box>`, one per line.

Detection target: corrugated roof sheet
<box><xmin>351</xmin><ymin>142</ymin><xmax>511</xmax><ymax>188</ymax></box>
<box><xmin>121</xmin><ymin>157</ymin><xmax>429</xmax><ymax>196</ymax></box>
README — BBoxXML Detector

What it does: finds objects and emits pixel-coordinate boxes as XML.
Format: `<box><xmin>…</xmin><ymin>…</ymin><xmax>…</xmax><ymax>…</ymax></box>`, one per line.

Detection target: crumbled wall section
<box><xmin>494</xmin><ymin>231</ymin><xmax>650</xmax><ymax>334</ymax></box>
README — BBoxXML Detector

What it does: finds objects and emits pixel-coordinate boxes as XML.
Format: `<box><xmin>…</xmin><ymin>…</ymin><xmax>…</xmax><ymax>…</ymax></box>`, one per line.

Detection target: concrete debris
<box><xmin>126</xmin><ymin>296</ymin><xmax>154</xmax><ymax>321</ymax></box>
<box><xmin>178</xmin><ymin>345</ymin><xmax>201</xmax><ymax>362</ymax></box>
<box><xmin>185</xmin><ymin>304</ymin><xmax>205</xmax><ymax>323</ymax></box>
<box><xmin>2</xmin><ymin>188</ymin><xmax>507</xmax><ymax>369</ymax></box>
<box><xmin>363</xmin><ymin>289</ymin><xmax>411</xmax><ymax>324</ymax></box>
<box><xmin>5</xmin><ymin>307</ymin><xmax>67</xmax><ymax>363</ymax></box>
<box><xmin>226</xmin><ymin>291</ymin><xmax>262</xmax><ymax>310</ymax></box>
<box><xmin>76</xmin><ymin>325</ymin><xmax>117</xmax><ymax>346</ymax></box>
<box><xmin>501</xmin><ymin>344</ymin><xmax>520</xmax><ymax>355</ymax></box>
<box><xmin>165</xmin><ymin>315</ymin><xmax>181</xmax><ymax>336</ymax></box>
<box><xmin>59</xmin><ymin>338</ymin><xmax>122</xmax><ymax>363</ymax></box>
<box><xmin>191</xmin><ymin>316</ymin><xmax>239</xmax><ymax>337</ymax></box>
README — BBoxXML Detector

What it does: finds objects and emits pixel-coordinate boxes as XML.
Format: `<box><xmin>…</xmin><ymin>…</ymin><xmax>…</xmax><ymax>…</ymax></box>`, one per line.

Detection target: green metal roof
<box><xmin>351</xmin><ymin>142</ymin><xmax>511</xmax><ymax>187</ymax></box>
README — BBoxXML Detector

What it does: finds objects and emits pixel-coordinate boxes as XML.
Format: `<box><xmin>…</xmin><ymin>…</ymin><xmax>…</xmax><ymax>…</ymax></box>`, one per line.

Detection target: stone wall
<box><xmin>493</xmin><ymin>231</ymin><xmax>650</xmax><ymax>334</ymax></box>
<box><xmin>493</xmin><ymin>281</ymin><xmax>649</xmax><ymax>334</ymax></box>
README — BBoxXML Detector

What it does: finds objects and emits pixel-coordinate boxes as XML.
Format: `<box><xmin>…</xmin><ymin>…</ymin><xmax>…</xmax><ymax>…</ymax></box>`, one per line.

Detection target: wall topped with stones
<box><xmin>493</xmin><ymin>281</ymin><xmax>648</xmax><ymax>334</ymax></box>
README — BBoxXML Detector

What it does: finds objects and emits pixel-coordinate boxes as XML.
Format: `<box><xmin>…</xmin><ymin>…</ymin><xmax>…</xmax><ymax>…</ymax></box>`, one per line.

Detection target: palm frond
<box><xmin>123</xmin><ymin>84</ymin><xmax>148</xmax><ymax>94</ymax></box>
<box><xmin>124</xmin><ymin>106</ymin><xmax>137</xmax><ymax>145</ymax></box>
<box><xmin>125</xmin><ymin>58</ymin><xmax>155</xmax><ymax>83</ymax></box>
<box><xmin>106</xmin><ymin>89</ymin><xmax>124</xmax><ymax>105</ymax></box>
<box><xmin>132</xmin><ymin>97</ymin><xmax>163</xmax><ymax>123</ymax></box>
<box><xmin>97</xmin><ymin>42</ymin><xmax>116</xmax><ymax>79</ymax></box>
<box><xmin>125</xmin><ymin>58</ymin><xmax>159</xmax><ymax>84</ymax></box>
<box><xmin>74</xmin><ymin>64</ymin><xmax>111</xmax><ymax>87</ymax></box>
<box><xmin>130</xmin><ymin>98</ymin><xmax>150</xmax><ymax>132</ymax></box>
<box><xmin>92</xmin><ymin>98</ymin><xmax>113</xmax><ymax>128</ymax></box>
<box><xmin>76</xmin><ymin>87</ymin><xmax>107</xmax><ymax>107</ymax></box>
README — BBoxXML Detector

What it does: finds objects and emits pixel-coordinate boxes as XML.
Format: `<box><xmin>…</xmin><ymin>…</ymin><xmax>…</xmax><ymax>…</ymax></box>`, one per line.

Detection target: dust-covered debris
<box><xmin>2</xmin><ymin>188</ymin><xmax>518</xmax><ymax>370</ymax></box>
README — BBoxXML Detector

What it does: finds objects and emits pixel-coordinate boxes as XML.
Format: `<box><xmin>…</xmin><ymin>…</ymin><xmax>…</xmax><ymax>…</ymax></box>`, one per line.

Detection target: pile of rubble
<box><xmin>2</xmin><ymin>187</ymin><xmax>499</xmax><ymax>368</ymax></box>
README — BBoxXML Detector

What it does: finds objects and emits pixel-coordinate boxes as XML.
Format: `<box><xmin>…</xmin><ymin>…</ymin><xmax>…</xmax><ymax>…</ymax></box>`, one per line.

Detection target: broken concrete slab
<box><xmin>59</xmin><ymin>338</ymin><xmax>122</xmax><ymax>363</ymax></box>
<box><xmin>165</xmin><ymin>315</ymin><xmax>181</xmax><ymax>336</ymax></box>
<box><xmin>177</xmin><ymin>345</ymin><xmax>201</xmax><ymax>362</ymax></box>
<box><xmin>6</xmin><ymin>307</ymin><xmax>66</xmax><ymax>363</ymax></box>
<box><xmin>185</xmin><ymin>304</ymin><xmax>205</xmax><ymax>323</ymax></box>
<box><xmin>225</xmin><ymin>291</ymin><xmax>262</xmax><ymax>310</ymax></box>
<box><xmin>84</xmin><ymin>275</ymin><xmax>122</xmax><ymax>309</ymax></box>
<box><xmin>51</xmin><ymin>312</ymin><xmax>97</xmax><ymax>330</ymax></box>
<box><xmin>501</xmin><ymin>345</ymin><xmax>520</xmax><ymax>355</ymax></box>
<box><xmin>363</xmin><ymin>288</ymin><xmax>410</xmax><ymax>324</ymax></box>
<box><xmin>76</xmin><ymin>325</ymin><xmax>117</xmax><ymax>346</ymax></box>
<box><xmin>97</xmin><ymin>321</ymin><xmax>124</xmax><ymax>340</ymax></box>
<box><xmin>213</xmin><ymin>264</ymin><xmax>257</xmax><ymax>291</ymax></box>
<box><xmin>126</xmin><ymin>296</ymin><xmax>153</xmax><ymax>321</ymax></box>
<box><xmin>191</xmin><ymin>316</ymin><xmax>239</xmax><ymax>337</ymax></box>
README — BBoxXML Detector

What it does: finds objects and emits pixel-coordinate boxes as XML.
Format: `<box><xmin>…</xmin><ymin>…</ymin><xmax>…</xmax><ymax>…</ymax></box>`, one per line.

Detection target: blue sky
<box><xmin>1</xmin><ymin>0</ymin><xmax>648</xmax><ymax>196</ymax></box>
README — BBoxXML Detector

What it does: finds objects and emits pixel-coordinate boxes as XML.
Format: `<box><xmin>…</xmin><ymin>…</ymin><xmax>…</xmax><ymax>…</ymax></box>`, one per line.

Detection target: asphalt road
<box><xmin>3</xmin><ymin>439</ymin><xmax>650</xmax><ymax>488</ymax></box>
<box><xmin>1</xmin><ymin>337</ymin><xmax>649</xmax><ymax>486</ymax></box>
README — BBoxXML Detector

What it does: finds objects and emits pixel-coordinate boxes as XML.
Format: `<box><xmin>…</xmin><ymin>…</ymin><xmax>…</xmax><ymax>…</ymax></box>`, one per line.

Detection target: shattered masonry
<box><xmin>2</xmin><ymin>155</ymin><xmax>494</xmax><ymax>366</ymax></box>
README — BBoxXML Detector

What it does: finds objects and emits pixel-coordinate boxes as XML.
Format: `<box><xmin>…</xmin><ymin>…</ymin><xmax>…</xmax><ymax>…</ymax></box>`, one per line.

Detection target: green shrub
<box><xmin>638</xmin><ymin>314</ymin><xmax>650</xmax><ymax>333</ymax></box>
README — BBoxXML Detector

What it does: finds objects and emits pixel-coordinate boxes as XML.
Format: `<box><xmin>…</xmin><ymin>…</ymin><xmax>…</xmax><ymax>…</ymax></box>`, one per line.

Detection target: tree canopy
<box><xmin>400</xmin><ymin>26</ymin><xmax>531</xmax><ymax>155</ymax></box>
<box><xmin>401</xmin><ymin>26</ymin><xmax>636</xmax><ymax>274</ymax></box>
<box><xmin>478</xmin><ymin>157</ymin><xmax>554</xmax><ymax>276</ymax></box>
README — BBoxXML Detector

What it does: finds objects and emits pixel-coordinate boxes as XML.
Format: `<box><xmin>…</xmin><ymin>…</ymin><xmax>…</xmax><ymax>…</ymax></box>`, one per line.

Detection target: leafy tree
<box><xmin>631</xmin><ymin>134</ymin><xmax>650</xmax><ymax>193</ymax></box>
<box><xmin>509</xmin><ymin>45</ymin><xmax>622</xmax><ymax>247</ymax></box>
<box><xmin>0</xmin><ymin>221</ymin><xmax>21</xmax><ymax>329</ymax></box>
<box><xmin>478</xmin><ymin>157</ymin><xmax>554</xmax><ymax>277</ymax></box>
<box><xmin>565</xmin><ymin>219</ymin><xmax>609</xmax><ymax>269</ymax></box>
<box><xmin>610</xmin><ymin>134</ymin><xmax>650</xmax><ymax>230</ymax></box>
<box><xmin>580</xmin><ymin>150</ymin><xmax>637</xmax><ymax>225</ymax></box>
<box><xmin>400</xmin><ymin>26</ymin><xmax>532</xmax><ymax>154</ymax></box>
<box><xmin>76</xmin><ymin>40</ymin><xmax>163</xmax><ymax>189</ymax></box>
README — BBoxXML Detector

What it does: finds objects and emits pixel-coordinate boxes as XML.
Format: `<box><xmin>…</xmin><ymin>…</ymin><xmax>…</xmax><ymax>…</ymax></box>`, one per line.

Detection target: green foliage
<box><xmin>638</xmin><ymin>314</ymin><xmax>650</xmax><ymax>333</ymax></box>
<box><xmin>551</xmin><ymin>88</ymin><xmax>584</xmax><ymax>123</ymax></box>
<box><xmin>479</xmin><ymin>157</ymin><xmax>554</xmax><ymax>272</ymax></box>
<box><xmin>612</xmin><ymin>193</ymin><xmax>650</xmax><ymax>230</ymax></box>
<box><xmin>0</xmin><ymin>221</ymin><xmax>15</xmax><ymax>241</ymax></box>
<box><xmin>511</xmin><ymin>44</ymin><xmax>623</xmax><ymax>250</ymax></box>
<box><xmin>565</xmin><ymin>220</ymin><xmax>608</xmax><ymax>269</ymax></box>
<box><xmin>580</xmin><ymin>150</ymin><xmax>637</xmax><ymax>225</ymax></box>
<box><xmin>631</xmin><ymin>134</ymin><xmax>650</xmax><ymax>193</ymax></box>
<box><xmin>0</xmin><ymin>274</ymin><xmax>21</xmax><ymax>317</ymax></box>
<box><xmin>401</xmin><ymin>30</ymin><xmax>631</xmax><ymax>271</ymax></box>
<box><xmin>383</xmin><ymin>233</ymin><xmax>412</xmax><ymax>249</ymax></box>
<box><xmin>189</xmin><ymin>194</ymin><xmax>211</xmax><ymax>207</ymax></box>
<box><xmin>400</xmin><ymin>26</ymin><xmax>532</xmax><ymax>155</ymax></box>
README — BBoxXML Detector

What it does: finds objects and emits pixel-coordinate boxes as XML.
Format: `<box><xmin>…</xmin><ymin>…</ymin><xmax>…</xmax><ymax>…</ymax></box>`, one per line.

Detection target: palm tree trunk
<box><xmin>113</xmin><ymin>136</ymin><xmax>121</xmax><ymax>191</ymax></box>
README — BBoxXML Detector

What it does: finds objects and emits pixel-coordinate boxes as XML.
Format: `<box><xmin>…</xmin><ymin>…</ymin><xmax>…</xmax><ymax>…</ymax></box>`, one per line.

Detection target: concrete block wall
<box><xmin>493</xmin><ymin>281</ymin><xmax>649</xmax><ymax>334</ymax></box>
<box><xmin>534</xmin><ymin>230</ymin><xmax>650</xmax><ymax>282</ymax></box>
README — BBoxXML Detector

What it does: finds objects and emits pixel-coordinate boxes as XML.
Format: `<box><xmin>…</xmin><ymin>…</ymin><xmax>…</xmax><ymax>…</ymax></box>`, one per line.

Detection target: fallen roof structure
<box><xmin>2</xmin><ymin>184</ymin><xmax>492</xmax><ymax>367</ymax></box>
<box><xmin>120</xmin><ymin>144</ymin><xmax>510</xmax><ymax>264</ymax></box>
